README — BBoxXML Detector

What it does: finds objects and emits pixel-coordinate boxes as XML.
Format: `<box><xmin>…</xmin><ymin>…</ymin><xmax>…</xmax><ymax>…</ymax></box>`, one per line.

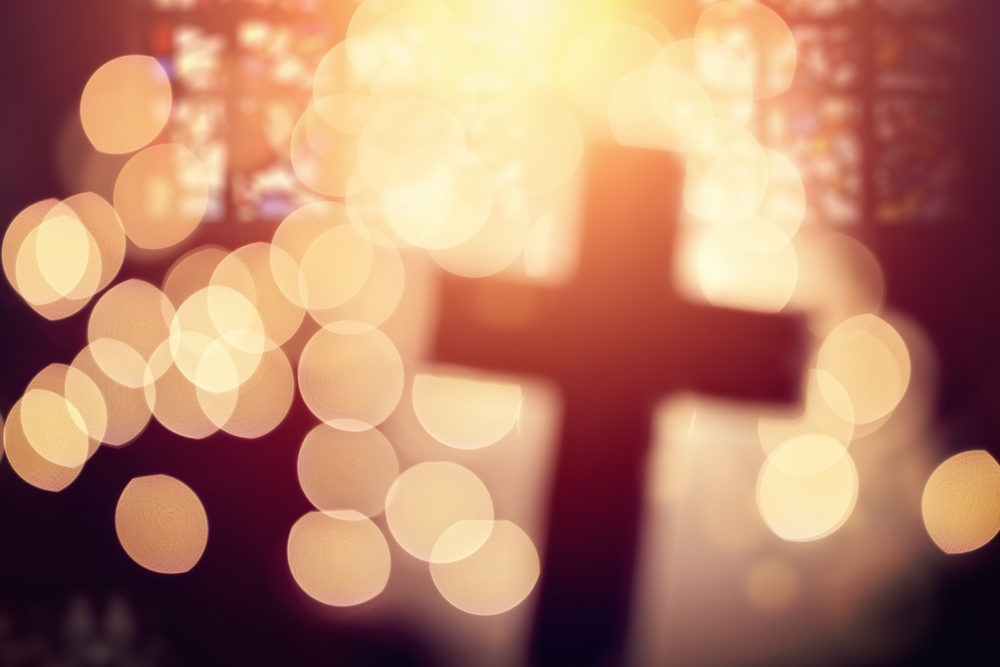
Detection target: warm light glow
<box><xmin>711</xmin><ymin>148</ymin><xmax>805</xmax><ymax>253</ymax></box>
<box><xmin>357</xmin><ymin>98</ymin><xmax>466</xmax><ymax>193</ymax></box>
<box><xmin>287</xmin><ymin>511</ymin><xmax>391</xmax><ymax>607</ymax></box>
<box><xmin>816</xmin><ymin>314</ymin><xmax>911</xmax><ymax>425</ymax></box>
<box><xmin>383</xmin><ymin>143</ymin><xmax>494</xmax><ymax>249</ymax></box>
<box><xmin>609</xmin><ymin>66</ymin><xmax>676</xmax><ymax>151</ymax></box>
<box><xmin>758</xmin><ymin>369</ymin><xmax>855</xmax><ymax>456</ymax></box>
<box><xmin>169</xmin><ymin>286</ymin><xmax>267</xmax><ymax>394</ymax></box>
<box><xmin>297</xmin><ymin>425</ymin><xmax>399</xmax><ymax>519</ymax></box>
<box><xmin>113</xmin><ymin>143</ymin><xmax>210</xmax><ymax>250</ymax></box>
<box><xmin>13</xmin><ymin>217</ymin><xmax>95</xmax><ymax>308</ymax></box>
<box><xmin>211</xmin><ymin>243</ymin><xmax>305</xmax><ymax>348</ymax></box>
<box><xmin>290</xmin><ymin>104</ymin><xmax>359</xmax><ymax>198</ymax></box>
<box><xmin>213</xmin><ymin>347</ymin><xmax>294</xmax><ymax>439</ymax></box>
<box><xmin>3</xmin><ymin>399</ymin><xmax>84</xmax><ymax>492</ymax></box>
<box><xmin>270</xmin><ymin>201</ymin><xmax>374</xmax><ymax>310</ymax></box>
<box><xmin>564</xmin><ymin>21</ymin><xmax>662</xmax><ymax>122</ymax></box>
<box><xmin>385</xmin><ymin>461</ymin><xmax>494</xmax><ymax>562</ymax></box>
<box><xmin>87</xmin><ymin>279</ymin><xmax>175</xmax><ymax>389</ymax></box>
<box><xmin>72</xmin><ymin>345</ymin><xmax>151</xmax><ymax>448</ymax></box>
<box><xmin>24</xmin><ymin>363</ymin><xmax>107</xmax><ymax>455</ymax></box>
<box><xmin>29</xmin><ymin>213</ymin><xmax>100</xmax><ymax>300</ymax></box>
<box><xmin>430</xmin><ymin>519</ymin><xmax>540</xmax><ymax>615</ymax></box>
<box><xmin>429</xmin><ymin>188</ymin><xmax>531</xmax><ymax>278</ymax></box>
<box><xmin>684</xmin><ymin>119</ymin><xmax>769</xmax><ymax>224</ymax></box>
<box><xmin>791</xmin><ymin>232</ymin><xmax>886</xmax><ymax>336</ymax></box>
<box><xmin>18</xmin><ymin>389</ymin><xmax>91</xmax><ymax>469</ymax></box>
<box><xmin>2</xmin><ymin>197</ymin><xmax>118</xmax><ymax>318</ymax></box>
<box><xmin>298</xmin><ymin>327</ymin><xmax>405</xmax><ymax>431</ymax></box>
<box><xmin>80</xmin><ymin>55</ymin><xmax>172</xmax><ymax>155</ymax></box>
<box><xmin>653</xmin><ymin>38</ymin><xmax>754</xmax><ymax>128</ymax></box>
<box><xmin>115</xmin><ymin>474</ymin><xmax>209</xmax><ymax>574</ymax></box>
<box><xmin>467</xmin><ymin>94</ymin><xmax>583</xmax><ymax>196</ymax></box>
<box><xmin>695</xmin><ymin>0</ymin><xmax>797</xmax><ymax>100</ymax></box>
<box><xmin>308</xmin><ymin>236</ymin><xmax>405</xmax><ymax>332</ymax></box>
<box><xmin>412</xmin><ymin>372</ymin><xmax>523</xmax><ymax>449</ymax></box>
<box><xmin>681</xmin><ymin>225</ymin><xmax>797</xmax><ymax>313</ymax></box>
<box><xmin>922</xmin><ymin>450</ymin><xmax>1000</xmax><ymax>555</ymax></box>
<box><xmin>162</xmin><ymin>245</ymin><xmax>229</xmax><ymax>307</ymax></box>
<box><xmin>743</xmin><ymin>557</ymin><xmax>799</xmax><ymax>612</ymax></box>
<box><xmin>144</xmin><ymin>342</ymin><xmax>237</xmax><ymax>441</ymax></box>
<box><xmin>3</xmin><ymin>200</ymin><xmax>92</xmax><ymax>320</ymax></box>
<box><xmin>60</xmin><ymin>192</ymin><xmax>126</xmax><ymax>292</ymax></box>
<box><xmin>757</xmin><ymin>434</ymin><xmax>858</xmax><ymax>541</ymax></box>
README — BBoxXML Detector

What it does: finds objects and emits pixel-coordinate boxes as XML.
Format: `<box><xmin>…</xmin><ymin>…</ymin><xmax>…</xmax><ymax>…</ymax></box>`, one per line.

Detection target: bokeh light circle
<box><xmin>385</xmin><ymin>461</ymin><xmax>494</xmax><ymax>562</ymax></box>
<box><xmin>80</xmin><ymin>55</ymin><xmax>172</xmax><ymax>155</ymax></box>
<box><xmin>115</xmin><ymin>474</ymin><xmax>209</xmax><ymax>574</ymax></box>
<box><xmin>430</xmin><ymin>520</ymin><xmax>540</xmax><ymax>615</ymax></box>
<box><xmin>922</xmin><ymin>450</ymin><xmax>1000</xmax><ymax>555</ymax></box>
<box><xmin>298</xmin><ymin>327</ymin><xmax>405</xmax><ymax>431</ymax></box>
<box><xmin>287</xmin><ymin>512</ymin><xmax>391</xmax><ymax>607</ymax></box>
<box><xmin>412</xmin><ymin>373</ymin><xmax>523</xmax><ymax>449</ymax></box>
<box><xmin>297</xmin><ymin>425</ymin><xmax>399</xmax><ymax>519</ymax></box>
<box><xmin>757</xmin><ymin>434</ymin><xmax>858</xmax><ymax>542</ymax></box>
<box><xmin>113</xmin><ymin>143</ymin><xmax>210</xmax><ymax>250</ymax></box>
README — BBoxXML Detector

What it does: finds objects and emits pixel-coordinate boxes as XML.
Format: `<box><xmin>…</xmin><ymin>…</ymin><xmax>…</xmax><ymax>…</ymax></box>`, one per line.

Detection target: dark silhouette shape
<box><xmin>432</xmin><ymin>144</ymin><xmax>807</xmax><ymax>665</ymax></box>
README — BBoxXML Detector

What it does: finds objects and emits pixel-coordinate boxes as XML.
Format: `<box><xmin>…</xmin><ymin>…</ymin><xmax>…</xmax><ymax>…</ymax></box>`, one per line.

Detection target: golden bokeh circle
<box><xmin>298</xmin><ymin>327</ymin><xmax>405</xmax><ymax>430</ymax></box>
<box><xmin>287</xmin><ymin>511</ymin><xmax>391</xmax><ymax>607</ymax></box>
<box><xmin>80</xmin><ymin>55</ymin><xmax>172</xmax><ymax>154</ymax></box>
<box><xmin>115</xmin><ymin>475</ymin><xmax>208</xmax><ymax>574</ymax></box>
<box><xmin>922</xmin><ymin>450</ymin><xmax>1000</xmax><ymax>555</ymax></box>
<box><xmin>297</xmin><ymin>425</ymin><xmax>399</xmax><ymax>518</ymax></box>
<box><xmin>113</xmin><ymin>143</ymin><xmax>210</xmax><ymax>250</ymax></box>
<box><xmin>430</xmin><ymin>520</ymin><xmax>540</xmax><ymax>615</ymax></box>
<box><xmin>385</xmin><ymin>461</ymin><xmax>494</xmax><ymax>562</ymax></box>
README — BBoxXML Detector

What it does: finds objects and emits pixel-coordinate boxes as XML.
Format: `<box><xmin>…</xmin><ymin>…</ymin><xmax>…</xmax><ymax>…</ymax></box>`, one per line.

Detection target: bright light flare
<box><xmin>564</xmin><ymin>21</ymin><xmax>662</xmax><ymax>122</ymax></box>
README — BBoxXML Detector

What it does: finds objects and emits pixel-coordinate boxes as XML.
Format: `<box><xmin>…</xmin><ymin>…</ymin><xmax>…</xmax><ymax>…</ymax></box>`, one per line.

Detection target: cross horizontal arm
<box><xmin>656</xmin><ymin>302</ymin><xmax>806</xmax><ymax>404</ymax></box>
<box><xmin>432</xmin><ymin>275</ymin><xmax>562</xmax><ymax>381</ymax></box>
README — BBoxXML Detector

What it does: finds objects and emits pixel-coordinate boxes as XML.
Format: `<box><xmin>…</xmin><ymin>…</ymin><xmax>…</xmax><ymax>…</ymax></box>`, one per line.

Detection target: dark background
<box><xmin>1</xmin><ymin>1</ymin><xmax>999</xmax><ymax>665</ymax></box>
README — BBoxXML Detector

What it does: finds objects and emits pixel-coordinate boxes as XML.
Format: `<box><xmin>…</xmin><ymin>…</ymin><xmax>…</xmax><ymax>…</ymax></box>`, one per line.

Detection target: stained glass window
<box><xmin>149</xmin><ymin>0</ymin><xmax>964</xmax><ymax>225</ymax></box>
<box><xmin>702</xmin><ymin>0</ymin><xmax>963</xmax><ymax>225</ymax></box>
<box><xmin>134</xmin><ymin>0</ymin><xmax>338</xmax><ymax>222</ymax></box>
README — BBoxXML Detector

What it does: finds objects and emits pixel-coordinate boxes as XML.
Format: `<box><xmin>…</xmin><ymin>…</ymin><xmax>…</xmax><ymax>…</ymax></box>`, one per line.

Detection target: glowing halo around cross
<box><xmin>0</xmin><ymin>0</ymin><xmax>956</xmax><ymax>634</ymax></box>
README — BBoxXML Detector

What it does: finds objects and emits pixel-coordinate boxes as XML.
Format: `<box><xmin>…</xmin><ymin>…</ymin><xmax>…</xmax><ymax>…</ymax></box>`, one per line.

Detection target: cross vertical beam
<box><xmin>432</xmin><ymin>144</ymin><xmax>805</xmax><ymax>665</ymax></box>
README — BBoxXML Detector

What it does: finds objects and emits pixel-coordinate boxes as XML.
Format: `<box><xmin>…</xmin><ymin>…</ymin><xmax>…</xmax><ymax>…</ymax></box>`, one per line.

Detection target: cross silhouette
<box><xmin>432</xmin><ymin>144</ymin><xmax>806</xmax><ymax>665</ymax></box>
